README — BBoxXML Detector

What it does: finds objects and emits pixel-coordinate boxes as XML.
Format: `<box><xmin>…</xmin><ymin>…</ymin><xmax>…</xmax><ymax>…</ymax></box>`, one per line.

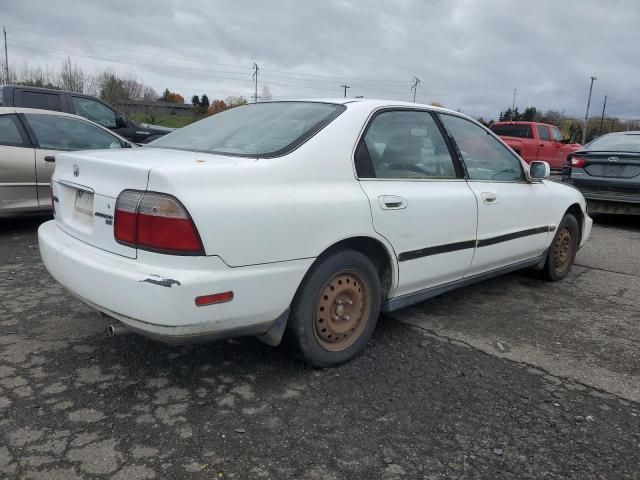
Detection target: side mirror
<box><xmin>115</xmin><ymin>115</ymin><xmax>128</xmax><ymax>128</ymax></box>
<box><xmin>529</xmin><ymin>161</ymin><xmax>550</xmax><ymax>180</ymax></box>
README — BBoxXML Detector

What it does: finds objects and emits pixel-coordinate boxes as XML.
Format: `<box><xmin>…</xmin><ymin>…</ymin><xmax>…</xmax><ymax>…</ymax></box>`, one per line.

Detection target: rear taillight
<box><xmin>114</xmin><ymin>190</ymin><xmax>204</xmax><ymax>255</ymax></box>
<box><xmin>569</xmin><ymin>156</ymin><xmax>587</xmax><ymax>168</ymax></box>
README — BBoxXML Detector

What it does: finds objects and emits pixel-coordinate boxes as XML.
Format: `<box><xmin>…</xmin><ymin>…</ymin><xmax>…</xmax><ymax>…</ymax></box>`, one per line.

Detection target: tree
<box><xmin>58</xmin><ymin>57</ymin><xmax>85</xmax><ymax>93</ymax></box>
<box><xmin>161</xmin><ymin>88</ymin><xmax>184</xmax><ymax>104</ymax></box>
<box><xmin>225</xmin><ymin>95</ymin><xmax>248</xmax><ymax>108</ymax></box>
<box><xmin>200</xmin><ymin>94</ymin><xmax>210</xmax><ymax>114</ymax></box>
<box><xmin>191</xmin><ymin>95</ymin><xmax>200</xmax><ymax>114</ymax></box>
<box><xmin>207</xmin><ymin>99</ymin><xmax>228</xmax><ymax>116</ymax></box>
<box><xmin>521</xmin><ymin>107</ymin><xmax>537</xmax><ymax>121</ymax></box>
<box><xmin>261</xmin><ymin>86</ymin><xmax>272</xmax><ymax>102</ymax></box>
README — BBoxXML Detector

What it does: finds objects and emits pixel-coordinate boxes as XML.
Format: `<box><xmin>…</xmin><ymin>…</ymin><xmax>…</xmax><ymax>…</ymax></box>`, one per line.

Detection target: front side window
<box><xmin>551</xmin><ymin>127</ymin><xmax>565</xmax><ymax>142</ymax></box>
<box><xmin>72</xmin><ymin>97</ymin><xmax>117</xmax><ymax>128</ymax></box>
<box><xmin>440</xmin><ymin>114</ymin><xmax>524</xmax><ymax>182</ymax></box>
<box><xmin>537</xmin><ymin>125</ymin><xmax>551</xmax><ymax>141</ymax></box>
<box><xmin>22</xmin><ymin>91</ymin><xmax>63</xmax><ymax>111</ymax></box>
<box><xmin>0</xmin><ymin>115</ymin><xmax>27</xmax><ymax>147</ymax></box>
<box><xmin>149</xmin><ymin>102</ymin><xmax>345</xmax><ymax>157</ymax></box>
<box><xmin>360</xmin><ymin>110</ymin><xmax>457</xmax><ymax>179</ymax></box>
<box><xmin>25</xmin><ymin>114</ymin><xmax>123</xmax><ymax>151</ymax></box>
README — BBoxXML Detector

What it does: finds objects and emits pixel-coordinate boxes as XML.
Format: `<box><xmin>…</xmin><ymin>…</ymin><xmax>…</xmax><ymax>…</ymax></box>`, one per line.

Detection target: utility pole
<box><xmin>512</xmin><ymin>88</ymin><xmax>517</xmax><ymax>110</ymax></box>
<box><xmin>341</xmin><ymin>84</ymin><xmax>350</xmax><ymax>98</ymax></box>
<box><xmin>582</xmin><ymin>76</ymin><xmax>597</xmax><ymax>144</ymax></box>
<box><xmin>598</xmin><ymin>94</ymin><xmax>607</xmax><ymax>136</ymax></box>
<box><xmin>410</xmin><ymin>76</ymin><xmax>421</xmax><ymax>102</ymax></box>
<box><xmin>3</xmin><ymin>26</ymin><xmax>8</xmax><ymax>84</ymax></box>
<box><xmin>252</xmin><ymin>63</ymin><xmax>259</xmax><ymax>103</ymax></box>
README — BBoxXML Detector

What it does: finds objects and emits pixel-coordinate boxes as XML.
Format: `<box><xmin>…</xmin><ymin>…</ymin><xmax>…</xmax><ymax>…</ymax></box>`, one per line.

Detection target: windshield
<box><xmin>490</xmin><ymin>124</ymin><xmax>533</xmax><ymax>139</ymax></box>
<box><xmin>149</xmin><ymin>101</ymin><xmax>345</xmax><ymax>157</ymax></box>
<box><xmin>585</xmin><ymin>133</ymin><xmax>640</xmax><ymax>153</ymax></box>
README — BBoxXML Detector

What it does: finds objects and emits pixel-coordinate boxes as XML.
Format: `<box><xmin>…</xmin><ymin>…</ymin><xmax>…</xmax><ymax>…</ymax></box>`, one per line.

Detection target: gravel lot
<box><xmin>1</xmin><ymin>214</ymin><xmax>639</xmax><ymax>479</ymax></box>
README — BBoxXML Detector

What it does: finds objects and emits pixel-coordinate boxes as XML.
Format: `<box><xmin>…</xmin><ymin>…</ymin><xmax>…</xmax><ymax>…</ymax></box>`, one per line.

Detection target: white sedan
<box><xmin>38</xmin><ymin>99</ymin><xmax>592</xmax><ymax>366</ymax></box>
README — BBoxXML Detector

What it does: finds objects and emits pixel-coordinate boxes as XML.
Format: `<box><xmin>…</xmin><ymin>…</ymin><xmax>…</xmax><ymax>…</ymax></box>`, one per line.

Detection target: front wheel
<box><xmin>285</xmin><ymin>249</ymin><xmax>381</xmax><ymax>367</ymax></box>
<box><xmin>543</xmin><ymin>214</ymin><xmax>579</xmax><ymax>281</ymax></box>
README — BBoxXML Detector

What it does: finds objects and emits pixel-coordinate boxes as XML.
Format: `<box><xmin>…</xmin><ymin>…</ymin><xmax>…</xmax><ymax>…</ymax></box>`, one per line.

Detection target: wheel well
<box><xmin>566</xmin><ymin>203</ymin><xmax>584</xmax><ymax>244</ymax></box>
<box><xmin>320</xmin><ymin>237</ymin><xmax>394</xmax><ymax>299</ymax></box>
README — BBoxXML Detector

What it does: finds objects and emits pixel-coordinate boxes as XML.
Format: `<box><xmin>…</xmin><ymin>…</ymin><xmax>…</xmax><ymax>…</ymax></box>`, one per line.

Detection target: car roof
<box><xmin>600</xmin><ymin>131</ymin><xmax>640</xmax><ymax>136</ymax></box>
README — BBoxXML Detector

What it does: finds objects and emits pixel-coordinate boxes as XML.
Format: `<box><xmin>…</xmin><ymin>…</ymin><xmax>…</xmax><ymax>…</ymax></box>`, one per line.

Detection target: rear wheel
<box><xmin>285</xmin><ymin>249</ymin><xmax>381</xmax><ymax>367</ymax></box>
<box><xmin>543</xmin><ymin>214</ymin><xmax>579</xmax><ymax>281</ymax></box>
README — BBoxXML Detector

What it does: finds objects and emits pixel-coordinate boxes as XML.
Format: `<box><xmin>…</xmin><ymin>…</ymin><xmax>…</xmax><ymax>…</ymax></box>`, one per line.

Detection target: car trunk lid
<box><xmin>51</xmin><ymin>148</ymin><xmax>251</xmax><ymax>258</ymax></box>
<box><xmin>580</xmin><ymin>152</ymin><xmax>640</xmax><ymax>179</ymax></box>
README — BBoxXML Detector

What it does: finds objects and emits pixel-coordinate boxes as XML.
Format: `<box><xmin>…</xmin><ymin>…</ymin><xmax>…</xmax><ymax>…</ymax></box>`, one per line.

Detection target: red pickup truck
<box><xmin>490</xmin><ymin>121</ymin><xmax>582</xmax><ymax>170</ymax></box>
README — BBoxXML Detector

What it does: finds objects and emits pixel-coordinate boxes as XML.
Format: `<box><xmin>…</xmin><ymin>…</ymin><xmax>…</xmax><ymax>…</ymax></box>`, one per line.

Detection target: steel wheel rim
<box><xmin>554</xmin><ymin>228</ymin><xmax>573</xmax><ymax>272</ymax></box>
<box><xmin>313</xmin><ymin>271</ymin><xmax>371</xmax><ymax>352</ymax></box>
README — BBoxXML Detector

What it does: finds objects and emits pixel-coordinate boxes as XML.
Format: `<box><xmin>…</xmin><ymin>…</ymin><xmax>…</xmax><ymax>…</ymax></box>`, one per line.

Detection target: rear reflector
<box><xmin>195</xmin><ymin>291</ymin><xmax>234</xmax><ymax>306</ymax></box>
<box><xmin>570</xmin><ymin>156</ymin><xmax>587</xmax><ymax>168</ymax></box>
<box><xmin>114</xmin><ymin>190</ymin><xmax>204</xmax><ymax>255</ymax></box>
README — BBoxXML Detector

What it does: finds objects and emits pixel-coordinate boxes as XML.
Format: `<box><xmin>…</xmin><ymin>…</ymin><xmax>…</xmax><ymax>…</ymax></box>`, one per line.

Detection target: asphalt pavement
<box><xmin>1</xmin><ymin>214</ymin><xmax>639</xmax><ymax>479</ymax></box>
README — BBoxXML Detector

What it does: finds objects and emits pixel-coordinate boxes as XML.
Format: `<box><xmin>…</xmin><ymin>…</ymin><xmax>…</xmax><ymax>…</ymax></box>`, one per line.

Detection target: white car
<box><xmin>38</xmin><ymin>99</ymin><xmax>592</xmax><ymax>366</ymax></box>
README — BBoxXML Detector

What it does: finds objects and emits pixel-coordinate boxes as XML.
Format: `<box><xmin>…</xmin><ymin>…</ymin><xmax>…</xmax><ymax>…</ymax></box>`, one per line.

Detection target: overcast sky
<box><xmin>3</xmin><ymin>0</ymin><xmax>639</xmax><ymax>119</ymax></box>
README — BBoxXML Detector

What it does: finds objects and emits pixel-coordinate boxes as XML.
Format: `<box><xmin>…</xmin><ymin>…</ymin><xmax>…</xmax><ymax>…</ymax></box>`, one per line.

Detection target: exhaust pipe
<box><xmin>106</xmin><ymin>323</ymin><xmax>131</xmax><ymax>337</ymax></box>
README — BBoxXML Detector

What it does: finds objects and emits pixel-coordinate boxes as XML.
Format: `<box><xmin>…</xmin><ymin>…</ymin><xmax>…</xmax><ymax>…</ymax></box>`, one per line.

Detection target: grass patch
<box><xmin>130</xmin><ymin>113</ymin><xmax>194</xmax><ymax>128</ymax></box>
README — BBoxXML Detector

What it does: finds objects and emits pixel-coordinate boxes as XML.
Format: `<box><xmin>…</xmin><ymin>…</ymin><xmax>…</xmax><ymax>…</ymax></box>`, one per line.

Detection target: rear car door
<box><xmin>0</xmin><ymin>113</ymin><xmax>37</xmax><ymax>212</ymax></box>
<box><xmin>439</xmin><ymin>114</ymin><xmax>552</xmax><ymax>276</ymax></box>
<box><xmin>536</xmin><ymin>125</ymin><xmax>555</xmax><ymax>165</ymax></box>
<box><xmin>356</xmin><ymin>109</ymin><xmax>478</xmax><ymax>297</ymax></box>
<box><xmin>21</xmin><ymin>113</ymin><xmax>126</xmax><ymax>207</ymax></box>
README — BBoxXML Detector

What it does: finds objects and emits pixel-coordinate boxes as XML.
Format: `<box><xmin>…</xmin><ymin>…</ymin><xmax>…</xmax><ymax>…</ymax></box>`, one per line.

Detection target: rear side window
<box><xmin>490</xmin><ymin>124</ymin><xmax>533</xmax><ymax>139</ymax></box>
<box><xmin>360</xmin><ymin>110</ymin><xmax>457</xmax><ymax>179</ymax></box>
<box><xmin>21</xmin><ymin>91</ymin><xmax>63</xmax><ymax>111</ymax></box>
<box><xmin>537</xmin><ymin>125</ymin><xmax>551</xmax><ymax>141</ymax></box>
<box><xmin>24</xmin><ymin>114</ymin><xmax>123</xmax><ymax>151</ymax></box>
<box><xmin>0</xmin><ymin>115</ymin><xmax>28</xmax><ymax>147</ymax></box>
<box><xmin>149</xmin><ymin>102</ymin><xmax>345</xmax><ymax>158</ymax></box>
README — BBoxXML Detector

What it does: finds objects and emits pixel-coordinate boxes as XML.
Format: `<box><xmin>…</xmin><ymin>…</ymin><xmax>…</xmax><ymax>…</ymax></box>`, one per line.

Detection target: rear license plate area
<box><xmin>72</xmin><ymin>189</ymin><xmax>94</xmax><ymax>226</ymax></box>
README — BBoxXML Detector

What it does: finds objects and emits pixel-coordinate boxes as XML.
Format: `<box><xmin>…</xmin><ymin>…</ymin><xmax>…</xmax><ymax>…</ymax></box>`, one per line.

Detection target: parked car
<box><xmin>0</xmin><ymin>85</ymin><xmax>173</xmax><ymax>143</ymax></box>
<box><xmin>38</xmin><ymin>100</ymin><xmax>592</xmax><ymax>367</ymax></box>
<box><xmin>563</xmin><ymin>131</ymin><xmax>640</xmax><ymax>215</ymax></box>
<box><xmin>490</xmin><ymin>121</ymin><xmax>582</xmax><ymax>169</ymax></box>
<box><xmin>0</xmin><ymin>107</ymin><xmax>134</xmax><ymax>215</ymax></box>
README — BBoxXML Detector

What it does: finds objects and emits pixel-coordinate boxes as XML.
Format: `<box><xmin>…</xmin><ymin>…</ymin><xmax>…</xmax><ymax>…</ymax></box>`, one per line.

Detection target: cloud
<box><xmin>3</xmin><ymin>0</ymin><xmax>638</xmax><ymax>119</ymax></box>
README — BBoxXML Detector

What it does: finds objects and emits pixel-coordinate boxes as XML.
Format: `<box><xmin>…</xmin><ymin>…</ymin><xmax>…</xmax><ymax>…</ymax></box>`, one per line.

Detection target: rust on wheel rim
<box><xmin>313</xmin><ymin>271</ymin><xmax>371</xmax><ymax>352</ymax></box>
<box><xmin>554</xmin><ymin>227</ymin><xmax>573</xmax><ymax>272</ymax></box>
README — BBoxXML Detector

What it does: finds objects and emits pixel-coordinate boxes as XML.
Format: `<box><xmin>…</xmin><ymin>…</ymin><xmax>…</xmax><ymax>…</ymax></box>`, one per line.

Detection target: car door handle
<box><xmin>44</xmin><ymin>155</ymin><xmax>55</xmax><ymax>162</ymax></box>
<box><xmin>379</xmin><ymin>195</ymin><xmax>408</xmax><ymax>210</ymax></box>
<box><xmin>539</xmin><ymin>144</ymin><xmax>545</xmax><ymax>147</ymax></box>
<box><xmin>481</xmin><ymin>192</ymin><xmax>498</xmax><ymax>205</ymax></box>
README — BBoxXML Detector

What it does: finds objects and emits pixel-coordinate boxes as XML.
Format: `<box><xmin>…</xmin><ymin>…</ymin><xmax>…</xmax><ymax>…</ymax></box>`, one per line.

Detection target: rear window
<box><xmin>21</xmin><ymin>91</ymin><xmax>63</xmax><ymax>111</ymax></box>
<box><xmin>149</xmin><ymin>102</ymin><xmax>345</xmax><ymax>157</ymax></box>
<box><xmin>585</xmin><ymin>134</ymin><xmax>640</xmax><ymax>153</ymax></box>
<box><xmin>490</xmin><ymin>124</ymin><xmax>533</xmax><ymax>139</ymax></box>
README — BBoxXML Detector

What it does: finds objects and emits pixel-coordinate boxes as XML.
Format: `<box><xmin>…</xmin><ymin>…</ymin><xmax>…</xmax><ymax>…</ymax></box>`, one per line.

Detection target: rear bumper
<box><xmin>38</xmin><ymin>221</ymin><xmax>312</xmax><ymax>343</ymax></box>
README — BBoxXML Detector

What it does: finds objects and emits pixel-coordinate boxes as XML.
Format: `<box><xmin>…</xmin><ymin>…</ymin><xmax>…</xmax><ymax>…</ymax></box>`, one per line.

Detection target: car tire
<box><xmin>284</xmin><ymin>249</ymin><xmax>381</xmax><ymax>368</ymax></box>
<box><xmin>542</xmin><ymin>213</ymin><xmax>579</xmax><ymax>281</ymax></box>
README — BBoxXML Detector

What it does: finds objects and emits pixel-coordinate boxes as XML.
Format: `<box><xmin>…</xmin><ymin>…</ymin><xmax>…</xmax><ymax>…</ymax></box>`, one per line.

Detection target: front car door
<box><xmin>550</xmin><ymin>125</ymin><xmax>568</xmax><ymax>169</ymax></box>
<box><xmin>355</xmin><ymin>109</ymin><xmax>478</xmax><ymax>297</ymax></box>
<box><xmin>438</xmin><ymin>114</ymin><xmax>552</xmax><ymax>276</ymax></box>
<box><xmin>21</xmin><ymin>113</ymin><xmax>126</xmax><ymax>207</ymax></box>
<box><xmin>536</xmin><ymin>124</ymin><xmax>555</xmax><ymax>165</ymax></box>
<box><xmin>0</xmin><ymin>113</ymin><xmax>37</xmax><ymax>213</ymax></box>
